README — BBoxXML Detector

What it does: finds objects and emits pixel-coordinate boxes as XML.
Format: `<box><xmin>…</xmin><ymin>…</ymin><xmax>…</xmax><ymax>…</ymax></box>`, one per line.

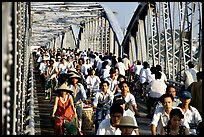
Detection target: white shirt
<box><xmin>101</xmin><ymin>66</ymin><xmax>111</xmax><ymax>79</ymax></box>
<box><xmin>134</xmin><ymin>64</ymin><xmax>143</xmax><ymax>75</ymax></box>
<box><xmin>148</xmin><ymin>79</ymin><xmax>167</xmax><ymax>98</ymax></box>
<box><xmin>181</xmin><ymin>106</ymin><xmax>202</xmax><ymax>135</ymax></box>
<box><xmin>93</xmin><ymin>90</ymin><xmax>114</xmax><ymax>108</ymax></box>
<box><xmin>122</xmin><ymin>58</ymin><xmax>130</xmax><ymax>70</ymax></box>
<box><xmin>39</xmin><ymin>62</ymin><xmax>47</xmax><ymax>74</ymax></box>
<box><xmin>85</xmin><ymin>75</ymin><xmax>101</xmax><ymax>90</ymax></box>
<box><xmin>58</xmin><ymin>62</ymin><xmax>68</xmax><ymax>74</ymax></box>
<box><xmin>151</xmin><ymin>106</ymin><xmax>190</xmax><ymax>135</ymax></box>
<box><xmin>115</xmin><ymin>62</ymin><xmax>126</xmax><ymax>76</ymax></box>
<box><xmin>160</xmin><ymin>71</ymin><xmax>167</xmax><ymax>83</ymax></box>
<box><xmin>96</xmin><ymin>118</ymin><xmax>121</xmax><ymax>135</ymax></box>
<box><xmin>81</xmin><ymin>63</ymin><xmax>92</xmax><ymax>75</ymax></box>
<box><xmin>115</xmin><ymin>92</ymin><xmax>137</xmax><ymax>114</ymax></box>
<box><xmin>184</xmin><ymin>68</ymin><xmax>198</xmax><ymax>89</ymax></box>
<box><xmin>105</xmin><ymin>77</ymin><xmax>118</xmax><ymax>92</ymax></box>
<box><xmin>139</xmin><ymin>68</ymin><xmax>152</xmax><ymax>84</ymax></box>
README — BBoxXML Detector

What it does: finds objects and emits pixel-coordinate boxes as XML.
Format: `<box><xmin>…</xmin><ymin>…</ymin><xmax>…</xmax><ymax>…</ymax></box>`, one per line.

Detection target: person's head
<box><xmin>115</xmin><ymin>67</ymin><xmax>119</xmax><ymax>76</ymax></box>
<box><xmin>154</xmin><ymin>71</ymin><xmax>162</xmax><ymax>80</ymax></box>
<box><xmin>109</xmin><ymin>68</ymin><xmax>116</xmax><ymax>77</ymax></box>
<box><xmin>137</xmin><ymin>60</ymin><xmax>141</xmax><ymax>65</ymax></box>
<box><xmin>112</xmin><ymin>97</ymin><xmax>126</xmax><ymax>110</ymax></box>
<box><xmin>150</xmin><ymin>66</ymin><xmax>157</xmax><ymax>74</ymax></box>
<box><xmin>118</xmin><ymin>81</ymin><xmax>129</xmax><ymax>95</ymax></box>
<box><xmin>100</xmin><ymin>80</ymin><xmax>109</xmax><ymax>92</ymax></box>
<box><xmin>49</xmin><ymin>59</ymin><xmax>54</xmax><ymax>66</ymax></box>
<box><xmin>117</xmin><ymin>74</ymin><xmax>126</xmax><ymax>82</ymax></box>
<box><xmin>89</xmin><ymin>68</ymin><xmax>96</xmax><ymax>75</ymax></box>
<box><xmin>156</xmin><ymin>64</ymin><xmax>162</xmax><ymax>72</ymax></box>
<box><xmin>70</xmin><ymin>74</ymin><xmax>81</xmax><ymax>84</ymax></box>
<box><xmin>166</xmin><ymin>84</ymin><xmax>177</xmax><ymax>97</ymax></box>
<box><xmin>118</xmin><ymin>57</ymin><xmax>122</xmax><ymax>62</ymax></box>
<box><xmin>117</xmin><ymin>116</ymin><xmax>138</xmax><ymax>135</ymax></box>
<box><xmin>61</xmin><ymin>58</ymin><xmax>66</xmax><ymax>63</ymax></box>
<box><xmin>179</xmin><ymin>91</ymin><xmax>192</xmax><ymax>106</ymax></box>
<box><xmin>143</xmin><ymin>61</ymin><xmax>149</xmax><ymax>69</ymax></box>
<box><xmin>187</xmin><ymin>61</ymin><xmax>194</xmax><ymax>68</ymax></box>
<box><xmin>75</xmin><ymin>65</ymin><xmax>81</xmax><ymax>73</ymax></box>
<box><xmin>57</xmin><ymin>82</ymin><xmax>73</xmax><ymax>96</ymax></box>
<box><xmin>110</xmin><ymin>104</ymin><xmax>124</xmax><ymax>127</ymax></box>
<box><xmin>160</xmin><ymin>93</ymin><xmax>174</xmax><ymax>110</ymax></box>
<box><xmin>169</xmin><ymin>108</ymin><xmax>184</xmax><ymax>127</ymax></box>
<box><xmin>196</xmin><ymin>71</ymin><xmax>202</xmax><ymax>81</ymax></box>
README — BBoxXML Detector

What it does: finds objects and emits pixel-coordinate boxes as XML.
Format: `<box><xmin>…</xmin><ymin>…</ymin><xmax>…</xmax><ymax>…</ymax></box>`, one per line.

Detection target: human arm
<box><xmin>69</xmin><ymin>94</ymin><xmax>77</xmax><ymax>119</ymax></box>
<box><xmin>151</xmin><ymin>124</ymin><xmax>157</xmax><ymax>135</ymax></box>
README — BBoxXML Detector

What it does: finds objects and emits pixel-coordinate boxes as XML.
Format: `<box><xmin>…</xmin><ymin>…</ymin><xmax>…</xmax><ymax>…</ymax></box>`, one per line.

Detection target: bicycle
<box><xmin>45</xmin><ymin>78</ymin><xmax>58</xmax><ymax>103</ymax></box>
<box><xmin>53</xmin><ymin>115</ymin><xmax>78</xmax><ymax>135</ymax></box>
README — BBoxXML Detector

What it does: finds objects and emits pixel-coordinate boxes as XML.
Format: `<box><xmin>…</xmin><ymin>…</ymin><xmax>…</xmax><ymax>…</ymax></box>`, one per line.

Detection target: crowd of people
<box><xmin>32</xmin><ymin>46</ymin><xmax>202</xmax><ymax>135</ymax></box>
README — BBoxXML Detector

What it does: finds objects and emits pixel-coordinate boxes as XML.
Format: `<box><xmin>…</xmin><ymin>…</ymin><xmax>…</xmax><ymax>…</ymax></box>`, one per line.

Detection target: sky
<box><xmin>99</xmin><ymin>2</ymin><xmax>139</xmax><ymax>32</ymax></box>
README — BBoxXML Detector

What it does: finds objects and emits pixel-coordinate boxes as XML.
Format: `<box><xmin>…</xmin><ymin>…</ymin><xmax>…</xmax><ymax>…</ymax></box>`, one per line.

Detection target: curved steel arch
<box><xmin>122</xmin><ymin>2</ymin><xmax>202</xmax><ymax>83</ymax></box>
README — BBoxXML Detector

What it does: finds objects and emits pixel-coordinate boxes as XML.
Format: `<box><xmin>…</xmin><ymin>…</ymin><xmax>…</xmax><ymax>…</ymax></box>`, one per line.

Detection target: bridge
<box><xmin>2</xmin><ymin>2</ymin><xmax>202</xmax><ymax>135</ymax></box>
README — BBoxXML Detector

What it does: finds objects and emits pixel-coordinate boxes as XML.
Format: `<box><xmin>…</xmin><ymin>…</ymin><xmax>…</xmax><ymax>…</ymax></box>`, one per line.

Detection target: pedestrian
<box><xmin>115</xmin><ymin>81</ymin><xmax>140</xmax><ymax>117</ymax></box>
<box><xmin>146</xmin><ymin>71</ymin><xmax>167</xmax><ymax>118</ymax></box>
<box><xmin>68</xmin><ymin>73</ymin><xmax>87</xmax><ymax>135</ymax></box>
<box><xmin>178</xmin><ymin>91</ymin><xmax>202</xmax><ymax>135</ymax></box>
<box><xmin>116</xmin><ymin>116</ymin><xmax>139</xmax><ymax>135</ymax></box>
<box><xmin>96</xmin><ymin>104</ymin><xmax>124</xmax><ymax>135</ymax></box>
<box><xmin>187</xmin><ymin>71</ymin><xmax>202</xmax><ymax>115</ymax></box>
<box><xmin>93</xmin><ymin>80</ymin><xmax>114</xmax><ymax>132</ymax></box>
<box><xmin>160</xmin><ymin>108</ymin><xmax>189</xmax><ymax>135</ymax></box>
<box><xmin>183</xmin><ymin>61</ymin><xmax>198</xmax><ymax>90</ymax></box>
<box><xmin>151</xmin><ymin>93</ymin><xmax>189</xmax><ymax>135</ymax></box>
<box><xmin>51</xmin><ymin>82</ymin><xmax>77</xmax><ymax>135</ymax></box>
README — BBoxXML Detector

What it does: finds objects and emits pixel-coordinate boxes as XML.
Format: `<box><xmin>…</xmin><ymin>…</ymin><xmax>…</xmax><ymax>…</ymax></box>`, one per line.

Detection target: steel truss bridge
<box><xmin>2</xmin><ymin>2</ymin><xmax>202</xmax><ymax>135</ymax></box>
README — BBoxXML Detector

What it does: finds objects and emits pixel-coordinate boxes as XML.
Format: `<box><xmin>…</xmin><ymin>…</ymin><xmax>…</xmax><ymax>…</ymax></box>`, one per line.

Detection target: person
<box><xmin>151</xmin><ymin>93</ymin><xmax>189</xmax><ymax>135</ymax></box>
<box><xmin>85</xmin><ymin>68</ymin><xmax>101</xmax><ymax>98</ymax></box>
<box><xmin>105</xmin><ymin>68</ymin><xmax>118</xmax><ymax>93</ymax></box>
<box><xmin>160</xmin><ymin>108</ymin><xmax>189</xmax><ymax>135</ymax></box>
<box><xmin>44</xmin><ymin>59</ymin><xmax>59</xmax><ymax>99</ymax></box>
<box><xmin>100</xmin><ymin>60</ymin><xmax>111</xmax><ymax>80</ymax></box>
<box><xmin>116</xmin><ymin>116</ymin><xmax>139</xmax><ymax>135</ymax></box>
<box><xmin>106</xmin><ymin>98</ymin><xmax>140</xmax><ymax>135</ymax></box>
<box><xmin>115</xmin><ymin>81</ymin><xmax>140</xmax><ymax>117</ymax></box>
<box><xmin>183</xmin><ymin>61</ymin><xmax>198</xmax><ymax>90</ymax></box>
<box><xmin>133</xmin><ymin>60</ymin><xmax>143</xmax><ymax>82</ymax></box>
<box><xmin>93</xmin><ymin>80</ymin><xmax>114</xmax><ymax>132</ymax></box>
<box><xmin>112</xmin><ymin>74</ymin><xmax>126</xmax><ymax>95</ymax></box>
<box><xmin>155</xmin><ymin>64</ymin><xmax>167</xmax><ymax>83</ymax></box>
<box><xmin>122</xmin><ymin>53</ymin><xmax>130</xmax><ymax>76</ymax></box>
<box><xmin>188</xmin><ymin>71</ymin><xmax>202</xmax><ymax>115</ymax></box>
<box><xmin>51</xmin><ymin>82</ymin><xmax>77</xmax><ymax>135</ymax></box>
<box><xmin>96</xmin><ymin>104</ymin><xmax>124</xmax><ymax>135</ymax></box>
<box><xmin>178</xmin><ymin>91</ymin><xmax>202</xmax><ymax>135</ymax></box>
<box><xmin>115</xmin><ymin>57</ymin><xmax>126</xmax><ymax>76</ymax></box>
<box><xmin>146</xmin><ymin>71</ymin><xmax>167</xmax><ymax>118</ymax></box>
<box><xmin>156</xmin><ymin>84</ymin><xmax>181</xmax><ymax>109</ymax></box>
<box><xmin>68</xmin><ymin>73</ymin><xmax>87</xmax><ymax>135</ymax></box>
<box><xmin>139</xmin><ymin>61</ymin><xmax>152</xmax><ymax>100</ymax></box>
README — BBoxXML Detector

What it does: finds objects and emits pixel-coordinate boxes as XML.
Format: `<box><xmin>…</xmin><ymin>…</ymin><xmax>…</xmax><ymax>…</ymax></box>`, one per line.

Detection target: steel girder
<box><xmin>123</xmin><ymin>2</ymin><xmax>202</xmax><ymax>84</ymax></box>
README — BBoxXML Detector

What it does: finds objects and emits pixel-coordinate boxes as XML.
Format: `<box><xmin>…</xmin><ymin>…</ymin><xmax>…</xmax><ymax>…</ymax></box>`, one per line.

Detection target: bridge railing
<box><xmin>23</xmin><ymin>56</ymin><xmax>35</xmax><ymax>135</ymax></box>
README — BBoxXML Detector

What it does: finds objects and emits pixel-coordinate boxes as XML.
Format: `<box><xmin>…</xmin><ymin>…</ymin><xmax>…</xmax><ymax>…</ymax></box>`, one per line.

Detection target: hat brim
<box><xmin>56</xmin><ymin>88</ymin><xmax>73</xmax><ymax>93</ymax></box>
<box><xmin>117</xmin><ymin>124</ymin><xmax>138</xmax><ymax>128</ymax></box>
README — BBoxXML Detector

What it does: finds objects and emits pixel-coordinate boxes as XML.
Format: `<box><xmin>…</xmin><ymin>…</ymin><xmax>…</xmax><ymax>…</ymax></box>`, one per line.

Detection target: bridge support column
<box><xmin>138</xmin><ymin>19</ymin><xmax>147</xmax><ymax>62</ymax></box>
<box><xmin>109</xmin><ymin>28</ymin><xmax>114</xmax><ymax>54</ymax></box>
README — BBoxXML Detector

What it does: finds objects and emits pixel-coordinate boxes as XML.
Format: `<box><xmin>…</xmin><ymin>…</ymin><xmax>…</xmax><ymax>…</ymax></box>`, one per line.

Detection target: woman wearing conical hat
<box><xmin>51</xmin><ymin>82</ymin><xmax>77</xmax><ymax>135</ymax></box>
